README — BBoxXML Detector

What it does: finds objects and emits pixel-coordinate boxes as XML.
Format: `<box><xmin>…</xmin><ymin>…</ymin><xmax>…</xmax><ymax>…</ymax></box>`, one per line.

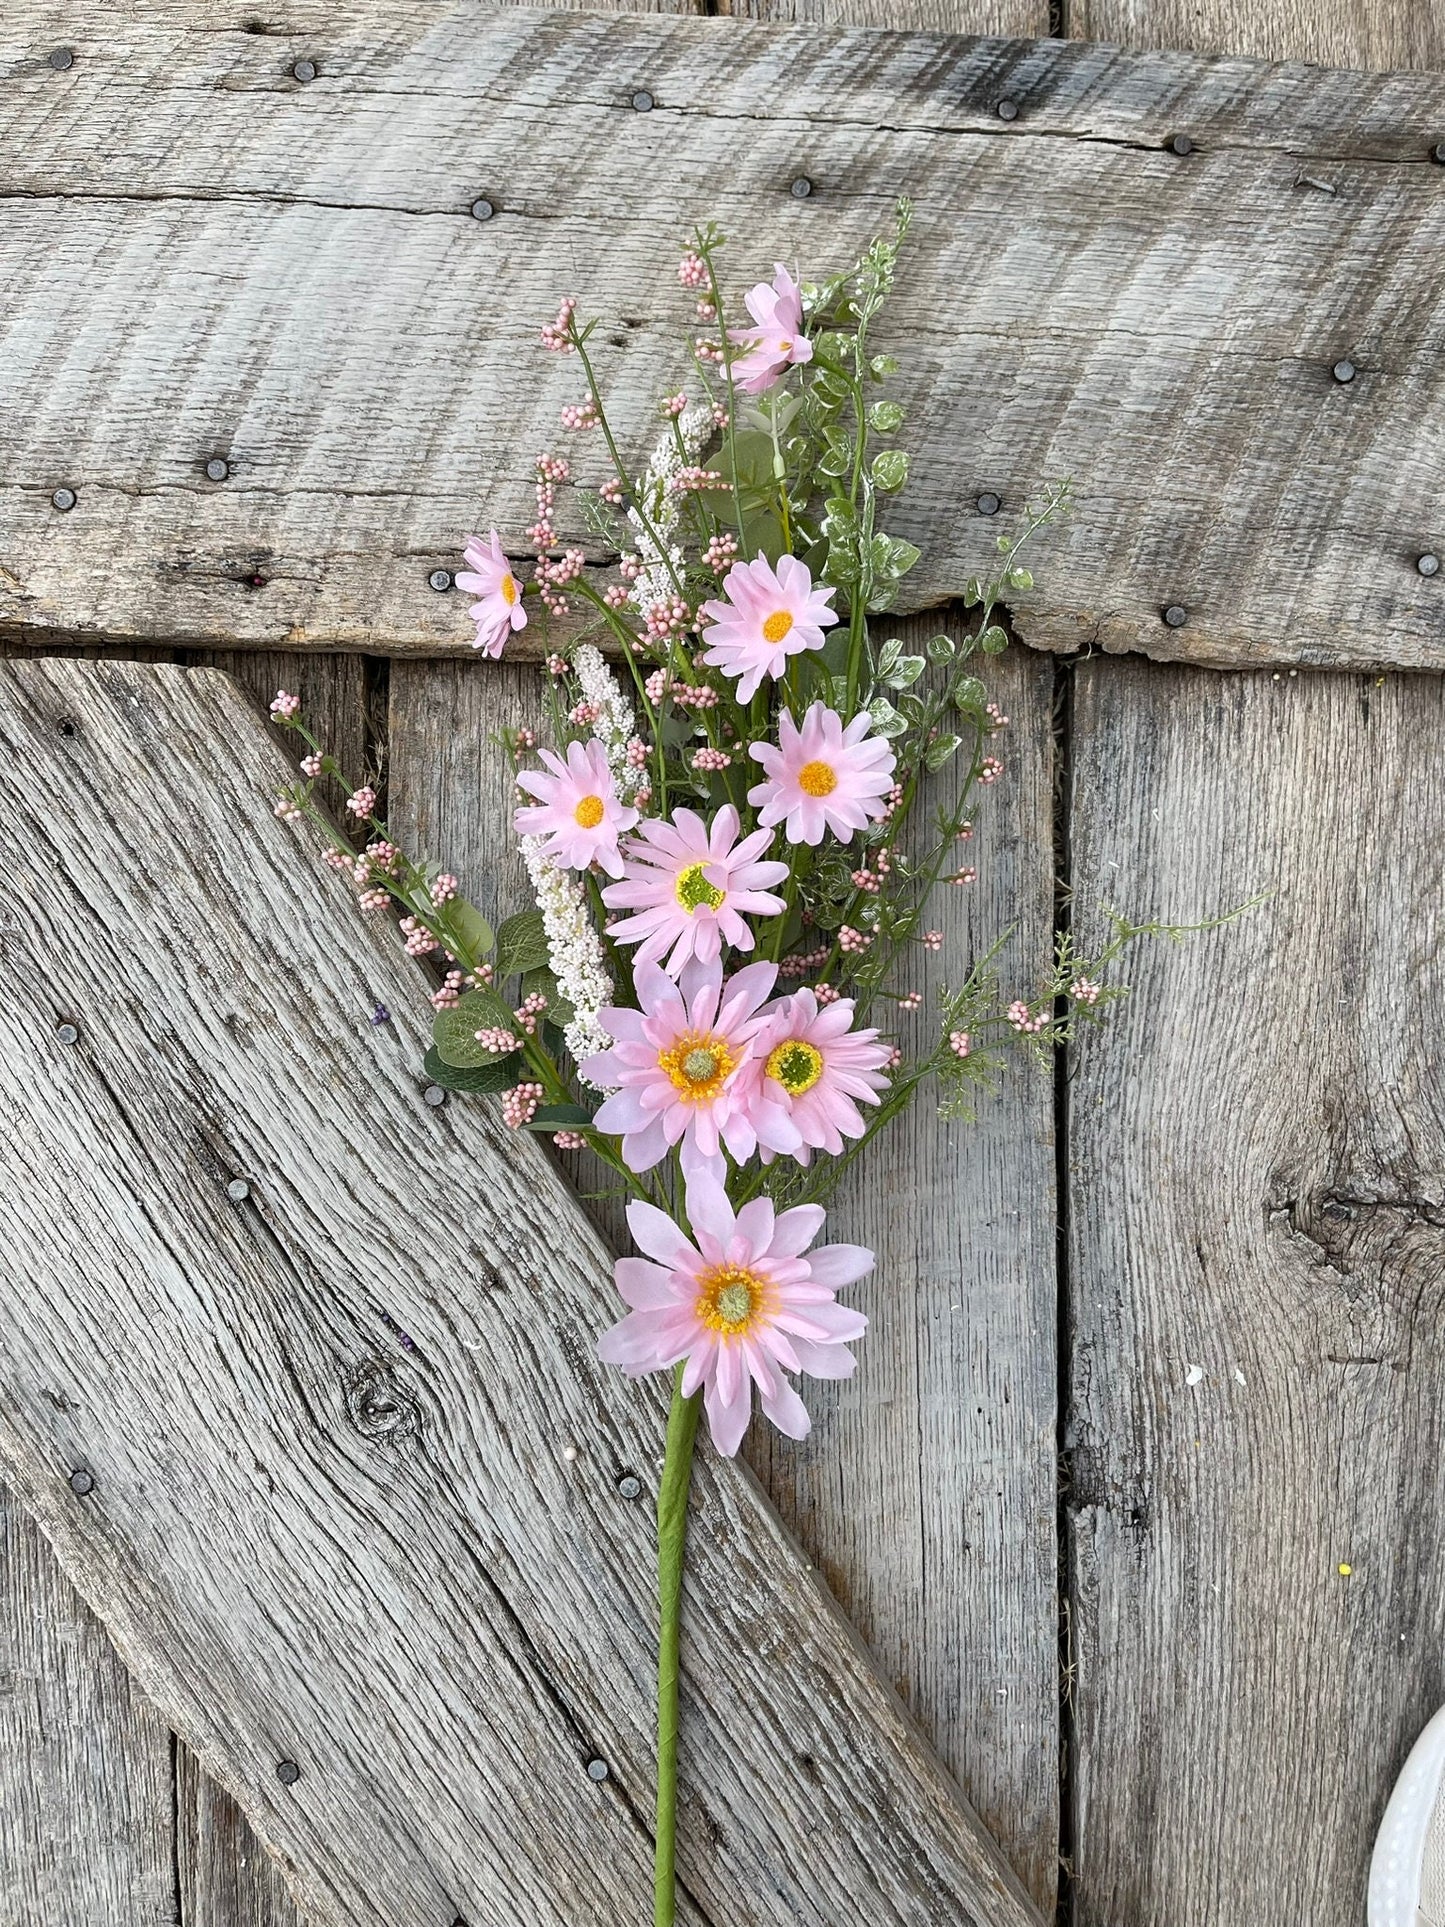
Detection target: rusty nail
<box><xmin>429</xmin><ymin>569</ymin><xmax>453</xmax><ymax>593</ymax></box>
<box><xmin>69</xmin><ymin>1468</ymin><xmax>95</xmax><ymax>1496</ymax></box>
<box><xmin>996</xmin><ymin>97</ymin><xmax>1019</xmax><ymax>121</ymax></box>
<box><xmin>206</xmin><ymin>457</ymin><xmax>229</xmax><ymax>482</ymax></box>
<box><xmin>1332</xmin><ymin>359</ymin><xmax>1356</xmax><ymax>384</ymax></box>
<box><xmin>56</xmin><ymin>1021</ymin><xmax>80</xmax><ymax>1045</ymax></box>
<box><xmin>616</xmin><ymin>1473</ymin><xmax>643</xmax><ymax>1500</ymax></box>
<box><xmin>227</xmin><ymin>1178</ymin><xmax>251</xmax><ymax>1202</ymax></box>
<box><xmin>1418</xmin><ymin>553</ymin><xmax>1440</xmax><ymax>577</ymax></box>
<box><xmin>52</xmin><ymin>486</ymin><xmax>77</xmax><ymax>512</ymax></box>
<box><xmin>631</xmin><ymin>88</ymin><xmax>653</xmax><ymax>112</ymax></box>
<box><xmin>470</xmin><ymin>198</ymin><xmax>494</xmax><ymax>221</ymax></box>
<box><xmin>423</xmin><ymin>1085</ymin><xmax>447</xmax><ymax>1108</ymax></box>
<box><xmin>49</xmin><ymin>47</ymin><xmax>74</xmax><ymax>70</ymax></box>
<box><xmin>1162</xmin><ymin>604</ymin><xmax>1188</xmax><ymax>629</ymax></box>
<box><xmin>586</xmin><ymin>1758</ymin><xmax>610</xmax><ymax>1782</ymax></box>
<box><xmin>276</xmin><ymin>1759</ymin><xmax>301</xmax><ymax>1785</ymax></box>
<box><xmin>976</xmin><ymin>491</ymin><xmax>1001</xmax><ymax>516</ymax></box>
<box><xmin>292</xmin><ymin>58</ymin><xmax>317</xmax><ymax>82</ymax></box>
<box><xmin>1169</xmin><ymin>133</ymin><xmax>1193</xmax><ymax>156</ymax></box>
<box><xmin>790</xmin><ymin>176</ymin><xmax>812</xmax><ymax>199</ymax></box>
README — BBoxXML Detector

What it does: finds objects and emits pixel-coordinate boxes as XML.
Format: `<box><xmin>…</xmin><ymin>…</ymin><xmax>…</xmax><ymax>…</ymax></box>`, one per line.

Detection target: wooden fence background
<box><xmin>2</xmin><ymin>0</ymin><xmax>1443</xmax><ymax>1923</ymax></box>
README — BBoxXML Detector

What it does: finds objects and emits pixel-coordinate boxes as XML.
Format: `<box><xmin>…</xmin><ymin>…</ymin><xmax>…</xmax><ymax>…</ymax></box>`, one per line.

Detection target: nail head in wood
<box><xmin>1433</xmin><ymin>143</ymin><xmax>1445</xmax><ymax>164</ymax></box>
<box><xmin>423</xmin><ymin>1084</ymin><xmax>446</xmax><ymax>1108</ymax></box>
<box><xmin>205</xmin><ymin>457</ymin><xmax>230</xmax><ymax>482</ymax></box>
<box><xmin>470</xmin><ymin>198</ymin><xmax>494</xmax><ymax>222</ymax></box>
<box><xmin>790</xmin><ymin>176</ymin><xmax>813</xmax><ymax>199</ymax></box>
<box><xmin>227</xmin><ymin>1178</ymin><xmax>251</xmax><ymax>1202</ymax></box>
<box><xmin>976</xmin><ymin>491</ymin><xmax>1001</xmax><ymax>516</ymax></box>
<box><xmin>428</xmin><ymin>569</ymin><xmax>453</xmax><ymax>593</ymax></box>
<box><xmin>55</xmin><ymin>1021</ymin><xmax>80</xmax><ymax>1045</ymax></box>
<box><xmin>68</xmin><ymin>1468</ymin><xmax>95</xmax><ymax>1496</ymax></box>
<box><xmin>1332</xmin><ymin>359</ymin><xmax>1356</xmax><ymax>385</ymax></box>
<box><xmin>1162</xmin><ymin>604</ymin><xmax>1188</xmax><ymax>628</ymax></box>
<box><xmin>51</xmin><ymin>486</ymin><xmax>77</xmax><ymax>512</ymax></box>
<box><xmin>276</xmin><ymin>1759</ymin><xmax>302</xmax><ymax>1785</ymax></box>
<box><xmin>291</xmin><ymin>58</ymin><xmax>317</xmax><ymax>83</ymax></box>
<box><xmin>1417</xmin><ymin>552</ymin><xmax>1440</xmax><ymax>577</ymax></box>
<box><xmin>1169</xmin><ymin>133</ymin><xmax>1194</xmax><ymax>156</ymax></box>
<box><xmin>49</xmin><ymin>47</ymin><xmax>74</xmax><ymax>70</ymax></box>
<box><xmin>630</xmin><ymin>89</ymin><xmax>653</xmax><ymax>112</ymax></box>
<box><xmin>616</xmin><ymin>1473</ymin><xmax>643</xmax><ymax>1500</ymax></box>
<box><xmin>585</xmin><ymin>1758</ymin><xmax>610</xmax><ymax>1782</ymax></box>
<box><xmin>996</xmin><ymin>98</ymin><xmax>1019</xmax><ymax>122</ymax></box>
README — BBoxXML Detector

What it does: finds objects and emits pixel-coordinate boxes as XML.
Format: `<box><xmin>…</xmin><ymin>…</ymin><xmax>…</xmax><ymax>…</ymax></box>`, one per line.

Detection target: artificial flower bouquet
<box><xmin>269</xmin><ymin>202</ymin><xmax>1217</xmax><ymax>1924</ymax></box>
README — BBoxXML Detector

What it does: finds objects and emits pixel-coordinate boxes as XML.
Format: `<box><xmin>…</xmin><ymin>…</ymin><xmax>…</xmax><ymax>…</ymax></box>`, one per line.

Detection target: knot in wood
<box><xmin>343</xmin><ymin>1358</ymin><xmax>421</xmax><ymax>1445</ymax></box>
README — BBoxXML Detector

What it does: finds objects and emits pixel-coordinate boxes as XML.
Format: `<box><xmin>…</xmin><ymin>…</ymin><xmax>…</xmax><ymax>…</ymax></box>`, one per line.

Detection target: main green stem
<box><xmin>654</xmin><ymin>1373</ymin><xmax>703</xmax><ymax>1927</ymax></box>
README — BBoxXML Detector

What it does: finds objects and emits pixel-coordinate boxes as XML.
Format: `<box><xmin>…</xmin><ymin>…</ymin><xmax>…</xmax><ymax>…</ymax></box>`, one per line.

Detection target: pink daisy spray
<box><xmin>727</xmin><ymin>265</ymin><xmax>814</xmax><ymax>396</ymax></box>
<box><xmin>514</xmin><ymin>737</ymin><xmax>638</xmax><ymax>878</ymax></box>
<box><xmin>747</xmin><ymin>702</ymin><xmax>897</xmax><ymax>845</ymax></box>
<box><xmin>457</xmin><ymin>530</ymin><xmax>527</xmax><ymax>657</ymax></box>
<box><xmin>598</xmin><ymin>1170</ymin><xmax>872</xmax><ymax>1457</ymax></box>
<box><xmin>601</xmin><ymin>804</ymin><xmax>788</xmax><ymax>976</ymax></box>
<box><xmin>750</xmin><ymin>988</ymin><xmax>894</xmax><ymax>1163</ymax></box>
<box><xmin>581</xmin><ymin>959</ymin><xmax>800</xmax><ymax>1173</ymax></box>
<box><xmin>698</xmin><ymin>554</ymin><xmax>838</xmax><ymax>703</ymax></box>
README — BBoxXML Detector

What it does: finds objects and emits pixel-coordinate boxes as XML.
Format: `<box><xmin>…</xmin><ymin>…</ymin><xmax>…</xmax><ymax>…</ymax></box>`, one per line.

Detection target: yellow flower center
<box><xmin>500</xmin><ymin>573</ymin><xmax>518</xmax><ymax>606</ymax></box>
<box><xmin>762</xmin><ymin>609</ymin><xmax>794</xmax><ymax>645</ymax></box>
<box><xmin>573</xmin><ymin>794</ymin><xmax>605</xmax><ymax>829</ymax></box>
<box><xmin>695</xmin><ymin>1261</ymin><xmax>769</xmax><ymax>1336</ymax></box>
<box><xmin>777</xmin><ymin>338</ymin><xmax>794</xmax><ymax>355</ymax></box>
<box><xmin>657</xmin><ymin>1031</ymin><xmax>736</xmax><ymax>1103</ymax></box>
<box><xmin>797</xmin><ymin>759</ymin><xmax>837</xmax><ymax>797</ymax></box>
<box><xmin>766</xmin><ymin>1038</ymin><xmax>824</xmax><ymax>1096</ymax></box>
<box><xmin>675</xmin><ymin>861</ymin><xmax>726</xmax><ymax>914</ymax></box>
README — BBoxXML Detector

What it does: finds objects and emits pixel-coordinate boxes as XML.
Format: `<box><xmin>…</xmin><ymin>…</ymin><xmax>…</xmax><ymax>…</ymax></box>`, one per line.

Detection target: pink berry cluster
<box><xmin>270</xmin><ymin>689</ymin><xmax>301</xmax><ymax>721</ymax></box>
<box><xmin>691</xmin><ymin>747</ymin><xmax>732</xmax><ymax>772</ymax></box>
<box><xmin>514</xmin><ymin>992</ymin><xmax>549</xmax><ymax>1035</ymax></box>
<box><xmin>540</xmin><ymin>295</ymin><xmax>577</xmax><ymax>351</ymax></box>
<box><xmin>1070</xmin><ymin>977</ymin><xmax>1102</xmax><ymax>1005</ymax></box>
<box><xmin>502</xmin><ymin>1082</ymin><xmax>545</xmax><ymax>1129</ymax></box>
<box><xmin>475</xmin><ymin>1026</ymin><xmax>523</xmax><ymax>1054</ymax></box>
<box><xmin>677</xmin><ymin>252</ymin><xmax>708</xmax><ymax>290</ymax></box>
<box><xmin>949</xmin><ymin>1030</ymin><xmax>972</xmax><ymax>1058</ymax></box>
<box><xmin>704</xmin><ymin>532</ymin><xmax>738</xmax><ymax>573</ymax></box>
<box><xmin>530</xmin><ymin>456</ymin><xmax>569</xmax><ymax>549</ymax></box>
<box><xmin>1007</xmin><ymin>1000</ymin><xmax>1048</xmax><ymax>1035</ymax></box>
<box><xmin>979</xmin><ymin>756</ymin><xmax>1005</xmax><ymax>785</ymax></box>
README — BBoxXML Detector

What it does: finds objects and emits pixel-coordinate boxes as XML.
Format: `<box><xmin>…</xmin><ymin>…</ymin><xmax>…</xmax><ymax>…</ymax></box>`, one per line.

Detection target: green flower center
<box><xmin>675</xmin><ymin>861</ymin><xmax>725</xmax><ymax>914</ymax></box>
<box><xmin>766</xmin><ymin>1039</ymin><xmax>824</xmax><ymax>1096</ymax></box>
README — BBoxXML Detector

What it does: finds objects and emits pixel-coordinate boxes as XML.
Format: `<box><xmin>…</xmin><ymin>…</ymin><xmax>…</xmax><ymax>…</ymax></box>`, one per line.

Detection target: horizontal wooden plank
<box><xmin>1066</xmin><ymin>661</ymin><xmax>1445</xmax><ymax>1926</ymax></box>
<box><xmin>1072</xmin><ymin>0</ymin><xmax>1445</xmax><ymax>72</ymax></box>
<box><xmin>0</xmin><ymin>654</ymin><xmax>1041</xmax><ymax>1927</ymax></box>
<box><xmin>3</xmin><ymin>5</ymin><xmax>1445</xmax><ymax>668</ymax></box>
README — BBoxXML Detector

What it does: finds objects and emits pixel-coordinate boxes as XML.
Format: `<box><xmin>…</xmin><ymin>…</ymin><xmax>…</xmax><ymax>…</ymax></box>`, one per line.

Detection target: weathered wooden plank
<box><xmin>388</xmin><ymin>633</ymin><xmax>1063</xmax><ymax>1910</ymax></box>
<box><xmin>1065</xmin><ymin>661</ymin><xmax>1445</xmax><ymax>1927</ymax></box>
<box><xmin>1073</xmin><ymin>0</ymin><xmax>1445</xmax><ymax>72</ymax></box>
<box><xmin>0</xmin><ymin>653</ymin><xmax>1041</xmax><ymax>1927</ymax></box>
<box><xmin>177</xmin><ymin>1745</ymin><xmax>303</xmax><ymax>1927</ymax></box>
<box><xmin>725</xmin><ymin>0</ymin><xmax>1047</xmax><ymax>33</ymax></box>
<box><xmin>0</xmin><ymin>1484</ymin><xmax>177</xmax><ymax>1925</ymax></box>
<box><xmin>4</xmin><ymin>7</ymin><xmax>1445</xmax><ymax>671</ymax></box>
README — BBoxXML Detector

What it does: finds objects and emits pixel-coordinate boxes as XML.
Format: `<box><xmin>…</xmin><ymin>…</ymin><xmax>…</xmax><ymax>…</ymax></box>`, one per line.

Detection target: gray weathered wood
<box><xmin>0</xmin><ymin>653</ymin><xmax>1042</xmax><ymax>1927</ymax></box>
<box><xmin>0</xmin><ymin>1484</ymin><xmax>176</xmax><ymax>1926</ymax></box>
<box><xmin>726</xmin><ymin>0</ymin><xmax>1046</xmax><ymax>32</ymax></box>
<box><xmin>1073</xmin><ymin>0</ymin><xmax>1445</xmax><ymax>71</ymax></box>
<box><xmin>5</xmin><ymin>5</ymin><xmax>1445</xmax><ymax>670</ymax></box>
<box><xmin>177</xmin><ymin>1746</ymin><xmax>303</xmax><ymax>1927</ymax></box>
<box><xmin>388</xmin><ymin>631</ymin><xmax>1063</xmax><ymax>1910</ymax></box>
<box><xmin>1066</xmin><ymin>661</ymin><xmax>1445</xmax><ymax>1927</ymax></box>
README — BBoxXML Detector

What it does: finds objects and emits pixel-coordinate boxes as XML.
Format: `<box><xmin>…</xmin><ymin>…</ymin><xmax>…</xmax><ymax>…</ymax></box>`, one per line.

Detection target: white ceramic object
<box><xmin>1371</xmin><ymin>1702</ymin><xmax>1445</xmax><ymax>1926</ymax></box>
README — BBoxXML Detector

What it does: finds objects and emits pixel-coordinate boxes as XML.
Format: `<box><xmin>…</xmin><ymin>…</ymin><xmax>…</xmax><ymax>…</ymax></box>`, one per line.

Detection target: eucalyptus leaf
<box><xmin>523</xmin><ymin>966</ymin><xmax>575</xmax><ymax>1029</ymax></box>
<box><xmin>494</xmin><ymin>908</ymin><xmax>551</xmax><ymax>978</ymax></box>
<box><xmin>443</xmin><ymin>898</ymin><xmax>494</xmax><ymax>963</ymax></box>
<box><xmin>432</xmin><ymin>987</ymin><xmax>518</xmax><ymax>1067</ymax></box>
<box><xmin>523</xmin><ymin>1102</ymin><xmax>595</xmax><ymax>1133</ymax></box>
<box><xmin>422</xmin><ymin>1046</ymin><xmax>523</xmax><ymax>1094</ymax></box>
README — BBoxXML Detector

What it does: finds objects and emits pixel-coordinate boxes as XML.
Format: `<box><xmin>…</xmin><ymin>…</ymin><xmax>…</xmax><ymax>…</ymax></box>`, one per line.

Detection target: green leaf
<box><xmin>871</xmin><ymin>450</ymin><xmax>909</xmax><ymax>493</ymax></box>
<box><xmin>1009</xmin><ymin>567</ymin><xmax>1034</xmax><ymax>590</ymax></box>
<box><xmin>869</xmin><ymin>401</ymin><xmax>905</xmax><ymax>434</ymax></box>
<box><xmin>926</xmin><ymin>632</ymin><xmax>956</xmax><ymax>663</ymax></box>
<box><xmin>432</xmin><ymin>987</ymin><xmax>518</xmax><ymax>1068</ymax></box>
<box><xmin>962</xmin><ymin>578</ymin><xmax>983</xmax><ymax>609</ymax></box>
<box><xmin>924</xmin><ymin>732</ymin><xmax>963</xmax><ymax>771</ymax></box>
<box><xmin>867</xmin><ymin>696</ymin><xmax>910</xmax><ymax>738</ymax></box>
<box><xmin>876</xmin><ymin>637</ymin><xmax>903</xmax><ymax>677</ymax></box>
<box><xmin>883</xmin><ymin>653</ymin><xmax>926</xmax><ymax>690</ymax></box>
<box><xmin>953</xmin><ymin>675</ymin><xmax>989</xmax><ymax>716</ymax></box>
<box><xmin>522</xmin><ymin>1102</ymin><xmax>595</xmax><ymax>1133</ymax></box>
<box><xmin>869</xmin><ymin>354</ymin><xmax>901</xmax><ymax>380</ymax></box>
<box><xmin>442</xmin><ymin>898</ymin><xmax>494</xmax><ymax>962</ymax></box>
<box><xmin>422</xmin><ymin>1045</ymin><xmax>522</xmax><ymax>1094</ymax></box>
<box><xmin>522</xmin><ymin>966</ymin><xmax>575</xmax><ymax>1030</ymax></box>
<box><xmin>869</xmin><ymin>533</ymin><xmax>921</xmax><ymax>582</ymax></box>
<box><xmin>494</xmin><ymin>909</ymin><xmax>551</xmax><ymax>978</ymax></box>
<box><xmin>979</xmin><ymin>625</ymin><xmax>1010</xmax><ymax>655</ymax></box>
<box><xmin>717</xmin><ymin>429</ymin><xmax>776</xmax><ymax>500</ymax></box>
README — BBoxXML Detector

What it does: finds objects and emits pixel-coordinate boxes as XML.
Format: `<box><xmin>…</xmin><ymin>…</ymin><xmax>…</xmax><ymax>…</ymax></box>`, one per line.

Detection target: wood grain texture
<box><xmin>0</xmin><ymin>1485</ymin><xmax>176</xmax><ymax>1926</ymax></box>
<box><xmin>177</xmin><ymin>1746</ymin><xmax>302</xmax><ymax>1927</ymax></box>
<box><xmin>1072</xmin><ymin>0</ymin><xmax>1445</xmax><ymax>72</ymax></box>
<box><xmin>724</xmin><ymin>0</ymin><xmax>1047</xmax><ymax>35</ymax></box>
<box><xmin>0</xmin><ymin>653</ymin><xmax>1042</xmax><ymax>1927</ymax></box>
<box><xmin>5</xmin><ymin>5</ymin><xmax>1445</xmax><ymax>669</ymax></box>
<box><xmin>1065</xmin><ymin>662</ymin><xmax>1445</xmax><ymax>1927</ymax></box>
<box><xmin>388</xmin><ymin>632</ymin><xmax>1063</xmax><ymax>1911</ymax></box>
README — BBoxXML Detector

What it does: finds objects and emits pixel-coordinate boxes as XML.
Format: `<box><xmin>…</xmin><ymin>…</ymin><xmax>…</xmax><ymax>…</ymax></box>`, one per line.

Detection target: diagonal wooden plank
<box><xmin>4</xmin><ymin>5</ymin><xmax>1445</xmax><ymax>670</ymax></box>
<box><xmin>0</xmin><ymin>654</ymin><xmax>1040</xmax><ymax>1927</ymax></box>
<box><xmin>1065</xmin><ymin>661</ymin><xmax>1445</xmax><ymax>1927</ymax></box>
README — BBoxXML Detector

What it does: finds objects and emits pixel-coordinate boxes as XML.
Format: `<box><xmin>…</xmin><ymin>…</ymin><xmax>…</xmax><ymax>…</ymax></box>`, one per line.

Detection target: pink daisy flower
<box><xmin>457</xmin><ymin>530</ymin><xmax>527</xmax><ymax>658</ymax></box>
<box><xmin>602</xmin><ymin>804</ymin><xmax>788</xmax><ymax>976</ymax></box>
<box><xmin>513</xmin><ymin>738</ymin><xmax>638</xmax><ymax>878</ymax></box>
<box><xmin>749</xmin><ymin>988</ymin><xmax>894</xmax><ymax>1165</ymax></box>
<box><xmin>597</xmin><ymin>1172</ymin><xmax>872</xmax><ymax>1456</ymax></box>
<box><xmin>747</xmin><ymin>702</ymin><xmax>897</xmax><ymax>846</ymax></box>
<box><xmin>727</xmin><ymin>265</ymin><xmax>813</xmax><ymax>396</ymax></box>
<box><xmin>698</xmin><ymin>554</ymin><xmax>838</xmax><ymax>702</ymax></box>
<box><xmin>582</xmin><ymin>959</ymin><xmax>800</xmax><ymax>1174</ymax></box>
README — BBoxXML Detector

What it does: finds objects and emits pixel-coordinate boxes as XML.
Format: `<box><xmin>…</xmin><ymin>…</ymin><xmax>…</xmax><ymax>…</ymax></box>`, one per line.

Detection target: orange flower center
<box><xmin>657</xmin><ymin>1031</ymin><xmax>735</xmax><ymax>1103</ymax></box>
<box><xmin>695</xmin><ymin>1261</ymin><xmax>769</xmax><ymax>1336</ymax></box>
<box><xmin>573</xmin><ymin>794</ymin><xmax>605</xmax><ymax>828</ymax></box>
<box><xmin>797</xmin><ymin>759</ymin><xmax>837</xmax><ymax>797</ymax></box>
<box><xmin>766</xmin><ymin>1038</ymin><xmax>824</xmax><ymax>1096</ymax></box>
<box><xmin>777</xmin><ymin>338</ymin><xmax>794</xmax><ymax>354</ymax></box>
<box><xmin>500</xmin><ymin>572</ymin><xmax>518</xmax><ymax>607</ymax></box>
<box><xmin>762</xmin><ymin>609</ymin><xmax>794</xmax><ymax>645</ymax></box>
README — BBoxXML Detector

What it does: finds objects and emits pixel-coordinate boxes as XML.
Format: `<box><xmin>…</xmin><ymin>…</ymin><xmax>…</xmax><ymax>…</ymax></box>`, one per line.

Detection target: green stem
<box><xmin>654</xmin><ymin>1373</ymin><xmax>703</xmax><ymax>1927</ymax></box>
